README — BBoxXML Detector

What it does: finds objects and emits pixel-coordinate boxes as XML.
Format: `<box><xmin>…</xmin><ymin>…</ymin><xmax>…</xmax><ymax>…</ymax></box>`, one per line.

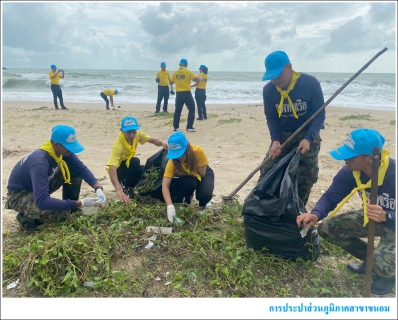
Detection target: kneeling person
<box><xmin>296</xmin><ymin>128</ymin><xmax>395</xmax><ymax>295</ymax></box>
<box><xmin>5</xmin><ymin>125</ymin><xmax>105</xmax><ymax>232</ymax></box>
<box><xmin>162</xmin><ymin>132</ymin><xmax>215</xmax><ymax>223</ymax></box>
<box><xmin>106</xmin><ymin>116</ymin><xmax>168</xmax><ymax>203</ymax></box>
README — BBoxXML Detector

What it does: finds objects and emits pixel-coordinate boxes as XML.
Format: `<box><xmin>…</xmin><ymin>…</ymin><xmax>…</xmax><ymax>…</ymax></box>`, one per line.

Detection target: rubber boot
<box><xmin>372</xmin><ymin>275</ymin><xmax>396</xmax><ymax>295</ymax></box>
<box><xmin>343</xmin><ymin>240</ymin><xmax>368</xmax><ymax>273</ymax></box>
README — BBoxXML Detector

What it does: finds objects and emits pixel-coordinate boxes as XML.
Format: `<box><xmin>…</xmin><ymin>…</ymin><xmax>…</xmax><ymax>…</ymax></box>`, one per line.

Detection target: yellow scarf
<box><xmin>39</xmin><ymin>140</ymin><xmax>71</xmax><ymax>184</ymax></box>
<box><xmin>120</xmin><ymin>132</ymin><xmax>136</xmax><ymax>168</ymax></box>
<box><xmin>181</xmin><ymin>163</ymin><xmax>201</xmax><ymax>181</ymax></box>
<box><xmin>275</xmin><ymin>70</ymin><xmax>301</xmax><ymax>119</ymax></box>
<box><xmin>330</xmin><ymin>150</ymin><xmax>390</xmax><ymax>226</ymax></box>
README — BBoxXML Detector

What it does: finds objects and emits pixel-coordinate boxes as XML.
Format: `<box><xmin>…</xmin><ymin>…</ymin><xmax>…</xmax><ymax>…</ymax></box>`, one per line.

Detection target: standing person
<box><xmin>155</xmin><ymin>62</ymin><xmax>173</xmax><ymax>113</ymax></box>
<box><xmin>169</xmin><ymin>59</ymin><xmax>201</xmax><ymax>132</ymax></box>
<box><xmin>259</xmin><ymin>51</ymin><xmax>325</xmax><ymax>206</ymax></box>
<box><xmin>297</xmin><ymin>128</ymin><xmax>395</xmax><ymax>296</ymax></box>
<box><xmin>162</xmin><ymin>132</ymin><xmax>214</xmax><ymax>223</ymax></box>
<box><xmin>49</xmin><ymin>64</ymin><xmax>68</xmax><ymax>110</ymax></box>
<box><xmin>5</xmin><ymin>125</ymin><xmax>106</xmax><ymax>232</ymax></box>
<box><xmin>106</xmin><ymin>116</ymin><xmax>168</xmax><ymax>203</ymax></box>
<box><xmin>100</xmin><ymin>89</ymin><xmax>118</xmax><ymax>110</ymax></box>
<box><xmin>192</xmin><ymin>65</ymin><xmax>208</xmax><ymax>121</ymax></box>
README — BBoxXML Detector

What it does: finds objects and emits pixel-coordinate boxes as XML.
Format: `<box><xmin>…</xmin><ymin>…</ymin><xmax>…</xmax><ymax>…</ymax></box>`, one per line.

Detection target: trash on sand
<box><xmin>173</xmin><ymin>216</ymin><xmax>184</xmax><ymax>226</ymax></box>
<box><xmin>7</xmin><ymin>279</ymin><xmax>20</xmax><ymax>289</ymax></box>
<box><xmin>146</xmin><ymin>226</ymin><xmax>173</xmax><ymax>234</ymax></box>
<box><xmin>83</xmin><ymin>281</ymin><xmax>94</xmax><ymax>287</ymax></box>
<box><xmin>165</xmin><ymin>281</ymin><xmax>172</xmax><ymax>286</ymax></box>
<box><xmin>147</xmin><ymin>235</ymin><xmax>157</xmax><ymax>241</ymax></box>
<box><xmin>155</xmin><ymin>277</ymin><xmax>161</xmax><ymax>281</ymax></box>
<box><xmin>300</xmin><ymin>227</ymin><xmax>310</xmax><ymax>238</ymax></box>
<box><xmin>145</xmin><ymin>241</ymin><xmax>154</xmax><ymax>249</ymax></box>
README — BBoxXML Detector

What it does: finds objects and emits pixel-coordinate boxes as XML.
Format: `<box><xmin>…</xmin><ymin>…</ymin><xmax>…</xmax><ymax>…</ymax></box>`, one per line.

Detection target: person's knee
<box><xmin>317</xmin><ymin>221</ymin><xmax>330</xmax><ymax>239</ymax></box>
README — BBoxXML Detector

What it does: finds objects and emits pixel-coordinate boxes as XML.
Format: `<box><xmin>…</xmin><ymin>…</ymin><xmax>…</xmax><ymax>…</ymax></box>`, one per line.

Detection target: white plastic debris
<box><xmin>155</xmin><ymin>277</ymin><xmax>161</xmax><ymax>281</ymax></box>
<box><xmin>300</xmin><ymin>227</ymin><xmax>309</xmax><ymax>238</ymax></box>
<box><xmin>146</xmin><ymin>226</ymin><xmax>173</xmax><ymax>234</ymax></box>
<box><xmin>321</xmin><ymin>190</ymin><xmax>325</xmax><ymax>194</ymax></box>
<box><xmin>7</xmin><ymin>279</ymin><xmax>19</xmax><ymax>289</ymax></box>
<box><xmin>147</xmin><ymin>235</ymin><xmax>157</xmax><ymax>241</ymax></box>
<box><xmin>165</xmin><ymin>281</ymin><xmax>172</xmax><ymax>286</ymax></box>
<box><xmin>145</xmin><ymin>241</ymin><xmax>154</xmax><ymax>249</ymax></box>
<box><xmin>83</xmin><ymin>281</ymin><xmax>94</xmax><ymax>287</ymax></box>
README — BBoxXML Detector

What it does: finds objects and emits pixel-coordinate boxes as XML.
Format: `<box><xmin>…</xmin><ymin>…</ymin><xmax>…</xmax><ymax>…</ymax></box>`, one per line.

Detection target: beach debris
<box><xmin>83</xmin><ymin>281</ymin><xmax>94</xmax><ymax>287</ymax></box>
<box><xmin>146</xmin><ymin>226</ymin><xmax>173</xmax><ymax>234</ymax></box>
<box><xmin>155</xmin><ymin>277</ymin><xmax>161</xmax><ymax>281</ymax></box>
<box><xmin>147</xmin><ymin>234</ymin><xmax>157</xmax><ymax>241</ymax></box>
<box><xmin>321</xmin><ymin>190</ymin><xmax>325</xmax><ymax>194</ymax></box>
<box><xmin>165</xmin><ymin>281</ymin><xmax>172</xmax><ymax>286</ymax></box>
<box><xmin>174</xmin><ymin>216</ymin><xmax>184</xmax><ymax>226</ymax></box>
<box><xmin>7</xmin><ymin>279</ymin><xmax>19</xmax><ymax>289</ymax></box>
<box><xmin>145</xmin><ymin>241</ymin><xmax>154</xmax><ymax>249</ymax></box>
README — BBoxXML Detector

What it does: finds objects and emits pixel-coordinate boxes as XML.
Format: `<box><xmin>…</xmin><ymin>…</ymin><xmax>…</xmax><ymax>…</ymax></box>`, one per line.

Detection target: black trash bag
<box><xmin>242</xmin><ymin>149</ymin><xmax>321</xmax><ymax>262</ymax></box>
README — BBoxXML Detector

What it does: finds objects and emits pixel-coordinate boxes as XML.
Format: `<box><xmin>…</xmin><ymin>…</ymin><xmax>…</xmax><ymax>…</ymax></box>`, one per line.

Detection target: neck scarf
<box><xmin>330</xmin><ymin>150</ymin><xmax>390</xmax><ymax>226</ymax></box>
<box><xmin>39</xmin><ymin>140</ymin><xmax>71</xmax><ymax>184</ymax></box>
<box><xmin>119</xmin><ymin>132</ymin><xmax>136</xmax><ymax>168</ymax></box>
<box><xmin>275</xmin><ymin>70</ymin><xmax>301</xmax><ymax>119</ymax></box>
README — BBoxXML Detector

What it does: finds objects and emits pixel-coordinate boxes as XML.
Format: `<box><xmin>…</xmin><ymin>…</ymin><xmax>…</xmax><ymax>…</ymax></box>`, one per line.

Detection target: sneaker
<box><xmin>16</xmin><ymin>213</ymin><xmax>41</xmax><ymax>232</ymax></box>
<box><xmin>204</xmin><ymin>117</ymin><xmax>208</xmax><ymax>120</ymax></box>
<box><xmin>197</xmin><ymin>118</ymin><xmax>203</xmax><ymax>121</ymax></box>
<box><xmin>61</xmin><ymin>107</ymin><xmax>68</xmax><ymax>110</ymax></box>
<box><xmin>186</xmin><ymin>127</ymin><xmax>196</xmax><ymax>132</ymax></box>
<box><xmin>174</xmin><ymin>128</ymin><xmax>178</xmax><ymax>132</ymax></box>
<box><xmin>371</xmin><ymin>275</ymin><xmax>395</xmax><ymax>295</ymax></box>
<box><xmin>55</xmin><ymin>107</ymin><xmax>59</xmax><ymax>110</ymax></box>
<box><xmin>205</xmin><ymin>201</ymin><xmax>213</xmax><ymax>207</ymax></box>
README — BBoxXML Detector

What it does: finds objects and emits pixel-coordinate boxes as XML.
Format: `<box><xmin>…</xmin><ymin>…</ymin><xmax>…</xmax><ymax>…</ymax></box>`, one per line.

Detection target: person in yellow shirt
<box><xmin>162</xmin><ymin>132</ymin><xmax>214</xmax><ymax>223</ymax></box>
<box><xmin>170</xmin><ymin>59</ymin><xmax>201</xmax><ymax>132</ymax></box>
<box><xmin>155</xmin><ymin>62</ymin><xmax>173</xmax><ymax>113</ymax></box>
<box><xmin>106</xmin><ymin>116</ymin><xmax>168</xmax><ymax>203</ymax></box>
<box><xmin>191</xmin><ymin>65</ymin><xmax>208</xmax><ymax>120</ymax></box>
<box><xmin>100</xmin><ymin>89</ymin><xmax>118</xmax><ymax>110</ymax></box>
<box><xmin>48</xmin><ymin>64</ymin><xmax>67</xmax><ymax>110</ymax></box>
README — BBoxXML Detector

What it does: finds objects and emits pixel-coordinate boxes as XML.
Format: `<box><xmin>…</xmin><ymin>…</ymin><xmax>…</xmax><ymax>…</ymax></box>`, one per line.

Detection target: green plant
<box><xmin>339</xmin><ymin>113</ymin><xmax>373</xmax><ymax>121</ymax></box>
<box><xmin>217</xmin><ymin>118</ymin><xmax>241</xmax><ymax>125</ymax></box>
<box><xmin>390</xmin><ymin>120</ymin><xmax>396</xmax><ymax>125</ymax></box>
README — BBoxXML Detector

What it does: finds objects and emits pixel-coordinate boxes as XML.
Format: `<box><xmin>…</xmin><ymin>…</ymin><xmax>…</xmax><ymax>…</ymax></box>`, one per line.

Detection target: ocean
<box><xmin>1</xmin><ymin>68</ymin><xmax>396</xmax><ymax>110</ymax></box>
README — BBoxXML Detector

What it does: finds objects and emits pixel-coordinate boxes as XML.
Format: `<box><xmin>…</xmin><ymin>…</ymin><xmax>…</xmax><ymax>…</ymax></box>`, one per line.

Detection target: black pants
<box><xmin>100</xmin><ymin>92</ymin><xmax>110</xmax><ymax>110</ymax></box>
<box><xmin>117</xmin><ymin>157</ymin><xmax>145</xmax><ymax>190</ymax></box>
<box><xmin>195</xmin><ymin>89</ymin><xmax>207</xmax><ymax>119</ymax></box>
<box><xmin>156</xmin><ymin>86</ymin><xmax>170</xmax><ymax>112</ymax></box>
<box><xmin>173</xmin><ymin>91</ymin><xmax>196</xmax><ymax>130</ymax></box>
<box><xmin>169</xmin><ymin>166</ymin><xmax>214</xmax><ymax>206</ymax></box>
<box><xmin>51</xmin><ymin>84</ymin><xmax>66</xmax><ymax>109</ymax></box>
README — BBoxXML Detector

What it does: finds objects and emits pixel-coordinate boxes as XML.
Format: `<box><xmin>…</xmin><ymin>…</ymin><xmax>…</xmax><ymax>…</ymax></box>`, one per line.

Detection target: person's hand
<box><xmin>116</xmin><ymin>189</ymin><xmax>130</xmax><ymax>204</ymax></box>
<box><xmin>81</xmin><ymin>197</ymin><xmax>102</xmax><ymax>207</ymax></box>
<box><xmin>367</xmin><ymin>202</ymin><xmax>387</xmax><ymax>222</ymax></box>
<box><xmin>156</xmin><ymin>78</ymin><xmax>161</xmax><ymax>83</ymax></box>
<box><xmin>162</xmin><ymin>141</ymin><xmax>169</xmax><ymax>150</ymax></box>
<box><xmin>296</xmin><ymin>213</ymin><xmax>319</xmax><ymax>228</ymax></box>
<box><xmin>167</xmin><ymin>204</ymin><xmax>176</xmax><ymax>223</ymax></box>
<box><xmin>297</xmin><ymin>139</ymin><xmax>311</xmax><ymax>154</ymax></box>
<box><xmin>269</xmin><ymin>141</ymin><xmax>281</xmax><ymax>159</ymax></box>
<box><xmin>95</xmin><ymin>188</ymin><xmax>106</xmax><ymax>204</ymax></box>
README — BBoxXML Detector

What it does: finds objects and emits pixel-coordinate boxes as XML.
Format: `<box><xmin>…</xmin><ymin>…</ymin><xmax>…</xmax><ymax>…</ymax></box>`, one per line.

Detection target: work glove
<box><xmin>167</xmin><ymin>204</ymin><xmax>176</xmax><ymax>223</ymax></box>
<box><xmin>95</xmin><ymin>188</ymin><xmax>106</xmax><ymax>204</ymax></box>
<box><xmin>81</xmin><ymin>197</ymin><xmax>102</xmax><ymax>207</ymax></box>
<box><xmin>170</xmin><ymin>87</ymin><xmax>175</xmax><ymax>95</ymax></box>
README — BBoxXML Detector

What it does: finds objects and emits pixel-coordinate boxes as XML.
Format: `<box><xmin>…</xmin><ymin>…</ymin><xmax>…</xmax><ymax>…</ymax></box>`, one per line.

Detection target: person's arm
<box><xmin>197</xmin><ymin>165</ymin><xmax>207</xmax><ymax>177</ymax></box>
<box><xmin>304</xmin><ymin>80</ymin><xmax>325</xmax><ymax>143</ymax></box>
<box><xmin>169</xmin><ymin>80</ymin><xmax>175</xmax><ymax>86</ymax></box>
<box><xmin>192</xmin><ymin>77</ymin><xmax>201</xmax><ymax>85</ymax></box>
<box><xmin>110</xmin><ymin>95</ymin><xmax>114</xmax><ymax>105</ymax></box>
<box><xmin>65</xmin><ymin>153</ymin><xmax>98</xmax><ymax>187</ymax></box>
<box><xmin>108</xmin><ymin>165</ymin><xmax>130</xmax><ymax>203</ymax></box>
<box><xmin>263</xmin><ymin>85</ymin><xmax>281</xmax><ymax>143</ymax></box>
<box><xmin>50</xmin><ymin>70</ymin><xmax>60</xmax><ymax>79</ymax></box>
<box><xmin>59</xmin><ymin>70</ymin><xmax>65</xmax><ymax>79</ymax></box>
<box><xmin>148</xmin><ymin>137</ymin><xmax>168</xmax><ymax>150</ymax></box>
<box><xmin>162</xmin><ymin>177</ymin><xmax>173</xmax><ymax>205</ymax></box>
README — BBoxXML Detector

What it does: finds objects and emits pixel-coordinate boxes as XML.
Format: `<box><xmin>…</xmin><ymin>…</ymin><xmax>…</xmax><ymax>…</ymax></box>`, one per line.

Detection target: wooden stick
<box><xmin>363</xmin><ymin>147</ymin><xmax>380</xmax><ymax>297</ymax></box>
<box><xmin>222</xmin><ymin>47</ymin><xmax>388</xmax><ymax>202</ymax></box>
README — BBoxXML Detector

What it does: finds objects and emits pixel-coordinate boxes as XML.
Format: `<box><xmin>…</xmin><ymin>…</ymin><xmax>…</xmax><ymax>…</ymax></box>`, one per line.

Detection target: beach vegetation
<box><xmin>32</xmin><ymin>106</ymin><xmax>49</xmax><ymax>110</ymax></box>
<box><xmin>390</xmin><ymin>120</ymin><xmax>395</xmax><ymax>125</ymax></box>
<box><xmin>339</xmin><ymin>113</ymin><xmax>373</xmax><ymax>121</ymax></box>
<box><xmin>207</xmin><ymin>114</ymin><xmax>219</xmax><ymax>119</ymax></box>
<box><xmin>217</xmin><ymin>118</ymin><xmax>241</xmax><ymax>125</ymax></box>
<box><xmin>148</xmin><ymin>112</ymin><xmax>174</xmax><ymax>119</ymax></box>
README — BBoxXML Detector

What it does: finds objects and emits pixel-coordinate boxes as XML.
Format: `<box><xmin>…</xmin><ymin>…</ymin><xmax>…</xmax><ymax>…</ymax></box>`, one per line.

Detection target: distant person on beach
<box><xmin>155</xmin><ymin>62</ymin><xmax>172</xmax><ymax>113</ymax></box>
<box><xmin>259</xmin><ymin>50</ymin><xmax>325</xmax><ymax>206</ymax></box>
<box><xmin>191</xmin><ymin>65</ymin><xmax>208</xmax><ymax>121</ymax></box>
<box><xmin>100</xmin><ymin>89</ymin><xmax>118</xmax><ymax>110</ymax></box>
<box><xmin>297</xmin><ymin>128</ymin><xmax>396</xmax><ymax>296</ymax></box>
<box><xmin>5</xmin><ymin>125</ymin><xmax>106</xmax><ymax>232</ymax></box>
<box><xmin>162</xmin><ymin>132</ymin><xmax>214</xmax><ymax>222</ymax></box>
<box><xmin>48</xmin><ymin>65</ymin><xmax>68</xmax><ymax>110</ymax></box>
<box><xmin>169</xmin><ymin>59</ymin><xmax>201</xmax><ymax>132</ymax></box>
<box><xmin>106</xmin><ymin>116</ymin><xmax>168</xmax><ymax>203</ymax></box>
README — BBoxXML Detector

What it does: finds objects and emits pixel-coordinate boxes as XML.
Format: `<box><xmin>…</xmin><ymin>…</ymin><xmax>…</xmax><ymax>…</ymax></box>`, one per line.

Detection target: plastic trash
<box><xmin>146</xmin><ymin>226</ymin><xmax>173</xmax><ymax>234</ymax></box>
<box><xmin>145</xmin><ymin>241</ymin><xmax>154</xmax><ymax>249</ymax></box>
<box><xmin>82</xmin><ymin>206</ymin><xmax>98</xmax><ymax>215</ymax></box>
<box><xmin>174</xmin><ymin>216</ymin><xmax>184</xmax><ymax>226</ymax></box>
<box><xmin>7</xmin><ymin>279</ymin><xmax>19</xmax><ymax>289</ymax></box>
<box><xmin>83</xmin><ymin>281</ymin><xmax>94</xmax><ymax>287</ymax></box>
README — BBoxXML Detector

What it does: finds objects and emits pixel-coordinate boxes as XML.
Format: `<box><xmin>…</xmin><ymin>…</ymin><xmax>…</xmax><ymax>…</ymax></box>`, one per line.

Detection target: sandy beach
<box><xmin>1</xmin><ymin>100</ymin><xmax>396</xmax><ymax>232</ymax></box>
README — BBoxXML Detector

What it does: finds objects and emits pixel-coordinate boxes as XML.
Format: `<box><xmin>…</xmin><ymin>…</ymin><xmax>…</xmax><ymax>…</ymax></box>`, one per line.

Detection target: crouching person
<box><xmin>162</xmin><ymin>132</ymin><xmax>215</xmax><ymax>223</ymax></box>
<box><xmin>5</xmin><ymin>125</ymin><xmax>105</xmax><ymax>232</ymax></box>
<box><xmin>296</xmin><ymin>128</ymin><xmax>395</xmax><ymax>295</ymax></box>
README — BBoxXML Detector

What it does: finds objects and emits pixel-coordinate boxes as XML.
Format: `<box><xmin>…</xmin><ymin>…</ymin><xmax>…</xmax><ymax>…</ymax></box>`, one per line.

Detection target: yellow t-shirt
<box><xmin>102</xmin><ymin>89</ymin><xmax>117</xmax><ymax>96</ymax></box>
<box><xmin>106</xmin><ymin>131</ymin><xmax>150</xmax><ymax>171</ymax></box>
<box><xmin>171</xmin><ymin>67</ymin><xmax>196</xmax><ymax>92</ymax></box>
<box><xmin>156</xmin><ymin>70</ymin><xmax>171</xmax><ymax>86</ymax></box>
<box><xmin>164</xmin><ymin>145</ymin><xmax>208</xmax><ymax>180</ymax></box>
<box><xmin>196</xmin><ymin>72</ymin><xmax>208</xmax><ymax>89</ymax></box>
<box><xmin>49</xmin><ymin>71</ymin><xmax>62</xmax><ymax>85</ymax></box>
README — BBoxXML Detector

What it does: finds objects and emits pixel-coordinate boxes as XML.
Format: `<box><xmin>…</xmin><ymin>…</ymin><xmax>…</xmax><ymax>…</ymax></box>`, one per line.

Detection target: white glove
<box><xmin>95</xmin><ymin>188</ymin><xmax>106</xmax><ymax>204</ymax></box>
<box><xmin>167</xmin><ymin>205</ymin><xmax>176</xmax><ymax>223</ymax></box>
<box><xmin>81</xmin><ymin>197</ymin><xmax>102</xmax><ymax>207</ymax></box>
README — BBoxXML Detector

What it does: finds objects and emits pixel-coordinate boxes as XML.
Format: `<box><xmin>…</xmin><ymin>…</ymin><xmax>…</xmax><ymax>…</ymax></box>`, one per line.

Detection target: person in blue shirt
<box><xmin>259</xmin><ymin>51</ymin><xmax>325</xmax><ymax>206</ymax></box>
<box><xmin>297</xmin><ymin>128</ymin><xmax>396</xmax><ymax>296</ymax></box>
<box><xmin>5</xmin><ymin>125</ymin><xmax>106</xmax><ymax>232</ymax></box>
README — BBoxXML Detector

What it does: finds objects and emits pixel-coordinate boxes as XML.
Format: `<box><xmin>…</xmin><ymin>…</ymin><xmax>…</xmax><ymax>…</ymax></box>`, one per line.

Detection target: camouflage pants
<box><xmin>318</xmin><ymin>209</ymin><xmax>396</xmax><ymax>278</ymax></box>
<box><xmin>259</xmin><ymin>130</ymin><xmax>321</xmax><ymax>206</ymax></box>
<box><xmin>5</xmin><ymin>169</ymin><xmax>83</xmax><ymax>224</ymax></box>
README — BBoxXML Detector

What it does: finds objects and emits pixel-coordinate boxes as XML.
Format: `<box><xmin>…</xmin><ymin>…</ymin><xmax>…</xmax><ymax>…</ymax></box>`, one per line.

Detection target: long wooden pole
<box><xmin>363</xmin><ymin>147</ymin><xmax>380</xmax><ymax>297</ymax></box>
<box><xmin>222</xmin><ymin>47</ymin><xmax>388</xmax><ymax>202</ymax></box>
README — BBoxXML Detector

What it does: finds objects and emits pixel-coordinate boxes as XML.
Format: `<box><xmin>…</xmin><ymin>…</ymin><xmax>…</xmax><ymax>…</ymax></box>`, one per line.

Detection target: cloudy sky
<box><xmin>1</xmin><ymin>1</ymin><xmax>396</xmax><ymax>73</ymax></box>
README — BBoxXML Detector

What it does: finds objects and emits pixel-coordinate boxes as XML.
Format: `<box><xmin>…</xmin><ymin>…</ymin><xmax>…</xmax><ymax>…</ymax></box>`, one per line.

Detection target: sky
<box><xmin>1</xmin><ymin>1</ymin><xmax>397</xmax><ymax>73</ymax></box>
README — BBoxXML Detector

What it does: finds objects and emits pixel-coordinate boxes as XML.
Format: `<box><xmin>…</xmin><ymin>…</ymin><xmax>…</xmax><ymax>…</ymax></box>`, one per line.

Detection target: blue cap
<box><xmin>180</xmin><ymin>59</ymin><xmax>188</xmax><ymax>66</ymax></box>
<box><xmin>121</xmin><ymin>116</ymin><xmax>140</xmax><ymax>132</ymax></box>
<box><xmin>199</xmin><ymin>65</ymin><xmax>207</xmax><ymax>70</ymax></box>
<box><xmin>51</xmin><ymin>65</ymin><xmax>56</xmax><ymax>69</ymax></box>
<box><xmin>115</xmin><ymin>89</ymin><xmax>118</xmax><ymax>94</ymax></box>
<box><xmin>261</xmin><ymin>51</ymin><xmax>290</xmax><ymax>81</ymax></box>
<box><xmin>167</xmin><ymin>132</ymin><xmax>188</xmax><ymax>159</ymax></box>
<box><xmin>51</xmin><ymin>125</ymin><xmax>84</xmax><ymax>153</ymax></box>
<box><xmin>329</xmin><ymin>128</ymin><xmax>385</xmax><ymax>160</ymax></box>
<box><xmin>160</xmin><ymin>62</ymin><xmax>166</xmax><ymax>67</ymax></box>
